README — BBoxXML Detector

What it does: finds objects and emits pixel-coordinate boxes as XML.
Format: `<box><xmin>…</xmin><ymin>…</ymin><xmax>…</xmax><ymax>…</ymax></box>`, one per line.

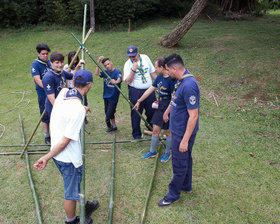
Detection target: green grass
<box><xmin>0</xmin><ymin>15</ymin><xmax>279</xmax><ymax>224</ymax></box>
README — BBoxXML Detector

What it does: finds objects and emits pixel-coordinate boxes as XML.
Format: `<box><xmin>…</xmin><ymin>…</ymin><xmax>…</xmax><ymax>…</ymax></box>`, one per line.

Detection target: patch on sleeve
<box><xmin>32</xmin><ymin>68</ymin><xmax>36</xmax><ymax>73</ymax></box>
<box><xmin>46</xmin><ymin>84</ymin><xmax>51</xmax><ymax>91</ymax></box>
<box><xmin>189</xmin><ymin>95</ymin><xmax>196</xmax><ymax>105</ymax></box>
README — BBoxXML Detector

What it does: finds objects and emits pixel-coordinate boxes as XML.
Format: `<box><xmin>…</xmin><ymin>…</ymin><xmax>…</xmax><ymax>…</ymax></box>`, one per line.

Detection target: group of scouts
<box><xmin>32</xmin><ymin>43</ymin><xmax>200</xmax><ymax>224</ymax></box>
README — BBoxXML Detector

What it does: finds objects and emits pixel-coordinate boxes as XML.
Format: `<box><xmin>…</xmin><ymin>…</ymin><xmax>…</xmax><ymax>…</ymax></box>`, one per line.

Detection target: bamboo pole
<box><xmin>19</xmin><ymin>110</ymin><xmax>46</xmax><ymax>158</ymax></box>
<box><xmin>18</xmin><ymin>114</ymin><xmax>43</xmax><ymax>224</ymax></box>
<box><xmin>68</xmin><ymin>27</ymin><xmax>94</xmax><ymax>69</ymax></box>
<box><xmin>0</xmin><ymin>138</ymin><xmax>155</xmax><ymax>148</ymax></box>
<box><xmin>80</xmin><ymin>4</ymin><xmax>87</xmax><ymax>224</ymax></box>
<box><xmin>0</xmin><ymin>144</ymin><xmax>47</xmax><ymax>148</ymax></box>
<box><xmin>71</xmin><ymin>33</ymin><xmax>153</xmax><ymax>131</ymax></box>
<box><xmin>0</xmin><ymin>151</ymin><xmax>46</xmax><ymax>156</ymax></box>
<box><xmin>140</xmin><ymin>144</ymin><xmax>163</xmax><ymax>224</ymax></box>
<box><xmin>107</xmin><ymin>134</ymin><xmax>116</xmax><ymax>224</ymax></box>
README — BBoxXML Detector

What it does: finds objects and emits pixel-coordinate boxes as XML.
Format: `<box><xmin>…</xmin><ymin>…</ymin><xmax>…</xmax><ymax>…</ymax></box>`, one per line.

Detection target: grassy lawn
<box><xmin>0</xmin><ymin>14</ymin><xmax>279</xmax><ymax>224</ymax></box>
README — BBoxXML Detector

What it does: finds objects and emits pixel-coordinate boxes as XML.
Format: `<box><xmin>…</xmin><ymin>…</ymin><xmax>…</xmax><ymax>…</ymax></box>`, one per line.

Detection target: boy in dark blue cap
<box><xmin>95</xmin><ymin>56</ymin><xmax>122</xmax><ymax>133</ymax></box>
<box><xmin>34</xmin><ymin>69</ymin><xmax>99</xmax><ymax>224</ymax></box>
<box><xmin>123</xmin><ymin>46</ymin><xmax>157</xmax><ymax>139</ymax></box>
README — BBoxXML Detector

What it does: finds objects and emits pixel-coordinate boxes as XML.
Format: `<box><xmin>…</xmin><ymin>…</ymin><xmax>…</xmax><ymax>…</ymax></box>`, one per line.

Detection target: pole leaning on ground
<box><xmin>71</xmin><ymin>33</ymin><xmax>153</xmax><ymax>132</ymax></box>
<box><xmin>79</xmin><ymin>4</ymin><xmax>87</xmax><ymax>224</ymax></box>
<box><xmin>107</xmin><ymin>135</ymin><xmax>116</xmax><ymax>224</ymax></box>
<box><xmin>140</xmin><ymin>144</ymin><xmax>163</xmax><ymax>224</ymax></box>
<box><xmin>20</xmin><ymin>110</ymin><xmax>45</xmax><ymax>158</ymax></box>
<box><xmin>18</xmin><ymin>114</ymin><xmax>43</xmax><ymax>224</ymax></box>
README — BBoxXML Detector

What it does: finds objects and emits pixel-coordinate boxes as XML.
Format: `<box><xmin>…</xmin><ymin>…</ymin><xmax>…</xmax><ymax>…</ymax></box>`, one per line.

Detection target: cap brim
<box><xmin>127</xmin><ymin>53</ymin><xmax>137</xmax><ymax>57</ymax></box>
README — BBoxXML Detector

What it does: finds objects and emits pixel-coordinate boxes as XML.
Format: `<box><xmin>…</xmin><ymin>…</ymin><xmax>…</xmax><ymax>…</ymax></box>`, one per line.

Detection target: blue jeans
<box><xmin>53</xmin><ymin>159</ymin><xmax>83</xmax><ymax>200</ymax></box>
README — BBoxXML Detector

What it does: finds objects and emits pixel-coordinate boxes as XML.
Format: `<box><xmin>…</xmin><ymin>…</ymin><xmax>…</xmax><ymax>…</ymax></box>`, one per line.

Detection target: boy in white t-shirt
<box><xmin>34</xmin><ymin>70</ymin><xmax>98</xmax><ymax>224</ymax></box>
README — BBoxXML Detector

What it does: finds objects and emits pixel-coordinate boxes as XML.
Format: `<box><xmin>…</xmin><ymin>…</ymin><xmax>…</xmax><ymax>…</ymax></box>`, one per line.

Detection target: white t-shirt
<box><xmin>63</xmin><ymin>64</ymin><xmax>74</xmax><ymax>88</ymax></box>
<box><xmin>50</xmin><ymin>88</ymin><xmax>86</xmax><ymax>168</ymax></box>
<box><xmin>123</xmin><ymin>54</ymin><xmax>155</xmax><ymax>89</ymax></box>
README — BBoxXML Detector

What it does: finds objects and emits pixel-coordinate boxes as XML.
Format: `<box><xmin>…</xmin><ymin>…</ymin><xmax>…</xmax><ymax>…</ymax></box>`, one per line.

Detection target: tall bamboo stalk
<box><xmin>71</xmin><ymin>33</ymin><xmax>153</xmax><ymax>131</ymax></box>
<box><xmin>18</xmin><ymin>114</ymin><xmax>43</xmax><ymax>224</ymax></box>
<box><xmin>140</xmin><ymin>144</ymin><xmax>163</xmax><ymax>224</ymax></box>
<box><xmin>20</xmin><ymin>110</ymin><xmax>46</xmax><ymax>158</ymax></box>
<box><xmin>0</xmin><ymin>138</ymin><xmax>154</xmax><ymax>148</ymax></box>
<box><xmin>80</xmin><ymin>4</ymin><xmax>87</xmax><ymax>224</ymax></box>
<box><xmin>107</xmin><ymin>135</ymin><xmax>116</xmax><ymax>224</ymax></box>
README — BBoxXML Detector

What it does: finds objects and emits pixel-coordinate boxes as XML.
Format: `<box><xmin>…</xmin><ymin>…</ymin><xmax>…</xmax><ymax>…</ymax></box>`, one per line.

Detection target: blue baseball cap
<box><xmin>74</xmin><ymin>69</ymin><xmax>93</xmax><ymax>84</ymax></box>
<box><xmin>127</xmin><ymin>46</ymin><xmax>138</xmax><ymax>57</ymax></box>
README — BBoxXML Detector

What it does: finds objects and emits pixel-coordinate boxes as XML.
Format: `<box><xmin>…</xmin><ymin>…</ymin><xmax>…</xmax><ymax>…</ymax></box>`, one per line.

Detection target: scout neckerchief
<box><xmin>65</xmin><ymin>88</ymin><xmax>83</xmax><ymax>103</ymax></box>
<box><xmin>51</xmin><ymin>69</ymin><xmax>66</xmax><ymax>88</ymax></box>
<box><xmin>131</xmin><ymin>54</ymin><xmax>147</xmax><ymax>84</ymax></box>
<box><xmin>170</xmin><ymin>70</ymin><xmax>193</xmax><ymax>103</ymax></box>
<box><xmin>35</xmin><ymin>57</ymin><xmax>50</xmax><ymax>72</ymax></box>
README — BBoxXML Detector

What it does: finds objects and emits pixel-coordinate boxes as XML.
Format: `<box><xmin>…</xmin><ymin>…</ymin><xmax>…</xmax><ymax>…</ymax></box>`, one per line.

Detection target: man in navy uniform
<box><xmin>123</xmin><ymin>46</ymin><xmax>157</xmax><ymax>139</ymax></box>
<box><xmin>31</xmin><ymin>43</ymin><xmax>51</xmax><ymax>144</ymax></box>
<box><xmin>158</xmin><ymin>54</ymin><xmax>200</xmax><ymax>206</ymax></box>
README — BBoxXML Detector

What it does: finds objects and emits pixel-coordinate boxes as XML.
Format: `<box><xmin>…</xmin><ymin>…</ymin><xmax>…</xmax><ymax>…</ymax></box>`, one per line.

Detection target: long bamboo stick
<box><xmin>71</xmin><ymin>33</ymin><xmax>153</xmax><ymax>131</ymax></box>
<box><xmin>140</xmin><ymin>144</ymin><xmax>163</xmax><ymax>224</ymax></box>
<box><xmin>79</xmin><ymin>4</ymin><xmax>87</xmax><ymax>224</ymax></box>
<box><xmin>18</xmin><ymin>114</ymin><xmax>43</xmax><ymax>224</ymax></box>
<box><xmin>68</xmin><ymin>27</ymin><xmax>94</xmax><ymax>69</ymax></box>
<box><xmin>0</xmin><ymin>138</ymin><xmax>154</xmax><ymax>148</ymax></box>
<box><xmin>0</xmin><ymin>151</ymin><xmax>46</xmax><ymax>156</ymax></box>
<box><xmin>107</xmin><ymin>135</ymin><xmax>116</xmax><ymax>224</ymax></box>
<box><xmin>19</xmin><ymin>110</ymin><xmax>46</xmax><ymax>158</ymax></box>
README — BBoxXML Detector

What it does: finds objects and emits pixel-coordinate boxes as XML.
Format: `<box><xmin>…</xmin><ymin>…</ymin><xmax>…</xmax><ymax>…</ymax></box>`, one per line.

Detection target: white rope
<box><xmin>0</xmin><ymin>91</ymin><xmax>32</xmax><ymax>114</ymax></box>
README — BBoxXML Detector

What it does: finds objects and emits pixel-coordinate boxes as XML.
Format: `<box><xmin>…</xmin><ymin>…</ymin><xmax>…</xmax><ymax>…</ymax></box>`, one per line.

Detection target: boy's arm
<box><xmin>33</xmin><ymin>136</ymin><xmax>71</xmax><ymax>170</ymax></box>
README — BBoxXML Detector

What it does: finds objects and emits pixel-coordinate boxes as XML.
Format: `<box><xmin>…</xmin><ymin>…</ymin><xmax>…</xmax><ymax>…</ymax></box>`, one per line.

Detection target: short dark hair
<box><xmin>164</xmin><ymin>54</ymin><xmax>184</xmax><ymax>68</ymax></box>
<box><xmin>36</xmin><ymin>43</ymin><xmax>50</xmax><ymax>53</ymax></box>
<box><xmin>156</xmin><ymin>57</ymin><xmax>165</xmax><ymax>68</ymax></box>
<box><xmin>50</xmin><ymin>52</ymin><xmax>64</xmax><ymax>63</ymax></box>
<box><xmin>74</xmin><ymin>76</ymin><xmax>88</xmax><ymax>88</ymax></box>
<box><xmin>68</xmin><ymin>51</ymin><xmax>79</xmax><ymax>69</ymax></box>
<box><xmin>101</xmin><ymin>58</ymin><xmax>110</xmax><ymax>64</ymax></box>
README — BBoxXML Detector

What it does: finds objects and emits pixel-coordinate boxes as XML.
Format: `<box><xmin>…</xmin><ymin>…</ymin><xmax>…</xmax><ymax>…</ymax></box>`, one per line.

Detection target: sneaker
<box><xmin>142</xmin><ymin>151</ymin><xmax>156</xmax><ymax>159</ymax></box>
<box><xmin>160</xmin><ymin>152</ymin><xmax>171</xmax><ymax>163</ymax></box>
<box><xmin>112</xmin><ymin>126</ymin><xmax>117</xmax><ymax>131</ymax></box>
<box><xmin>45</xmin><ymin>136</ymin><xmax>51</xmax><ymax>145</ymax></box>
<box><xmin>85</xmin><ymin>200</ymin><xmax>99</xmax><ymax>217</ymax></box>
<box><xmin>106</xmin><ymin>126</ymin><xmax>114</xmax><ymax>133</ymax></box>
<box><xmin>158</xmin><ymin>197</ymin><xmax>178</xmax><ymax>207</ymax></box>
<box><xmin>65</xmin><ymin>216</ymin><xmax>79</xmax><ymax>224</ymax></box>
<box><xmin>65</xmin><ymin>216</ymin><xmax>93</xmax><ymax>224</ymax></box>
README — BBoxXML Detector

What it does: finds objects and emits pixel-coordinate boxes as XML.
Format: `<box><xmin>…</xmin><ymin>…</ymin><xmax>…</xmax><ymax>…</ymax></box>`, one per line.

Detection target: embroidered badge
<box><xmin>69</xmin><ymin>88</ymin><xmax>78</xmax><ymax>95</ymax></box>
<box><xmin>32</xmin><ymin>68</ymin><xmax>36</xmax><ymax>73</ymax></box>
<box><xmin>47</xmin><ymin>84</ymin><xmax>51</xmax><ymax>91</ymax></box>
<box><xmin>189</xmin><ymin>95</ymin><xmax>196</xmax><ymax>105</ymax></box>
<box><xmin>129</xmin><ymin>48</ymin><xmax>133</xmax><ymax>52</ymax></box>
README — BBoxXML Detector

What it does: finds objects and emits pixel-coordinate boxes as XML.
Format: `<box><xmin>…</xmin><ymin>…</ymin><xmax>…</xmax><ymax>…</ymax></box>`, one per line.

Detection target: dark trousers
<box><xmin>166</xmin><ymin>133</ymin><xmax>197</xmax><ymax>201</ymax></box>
<box><xmin>128</xmin><ymin>86</ymin><xmax>156</xmax><ymax>139</ymax></box>
<box><xmin>104</xmin><ymin>99</ymin><xmax>117</xmax><ymax>127</ymax></box>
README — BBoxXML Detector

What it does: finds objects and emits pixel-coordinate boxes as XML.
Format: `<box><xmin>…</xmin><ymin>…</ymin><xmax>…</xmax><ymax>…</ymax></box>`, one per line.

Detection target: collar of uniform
<box><xmin>65</xmin><ymin>88</ymin><xmax>83</xmax><ymax>103</ymax></box>
<box><xmin>36</xmin><ymin>57</ymin><xmax>48</xmax><ymax>65</ymax></box>
<box><xmin>51</xmin><ymin>69</ymin><xmax>62</xmax><ymax>76</ymax></box>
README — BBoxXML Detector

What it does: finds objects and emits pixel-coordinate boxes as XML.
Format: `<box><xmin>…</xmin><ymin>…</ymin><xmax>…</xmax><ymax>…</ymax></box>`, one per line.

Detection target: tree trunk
<box><xmin>90</xmin><ymin>0</ymin><xmax>95</xmax><ymax>31</ymax></box>
<box><xmin>161</xmin><ymin>0</ymin><xmax>208</xmax><ymax>47</ymax></box>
